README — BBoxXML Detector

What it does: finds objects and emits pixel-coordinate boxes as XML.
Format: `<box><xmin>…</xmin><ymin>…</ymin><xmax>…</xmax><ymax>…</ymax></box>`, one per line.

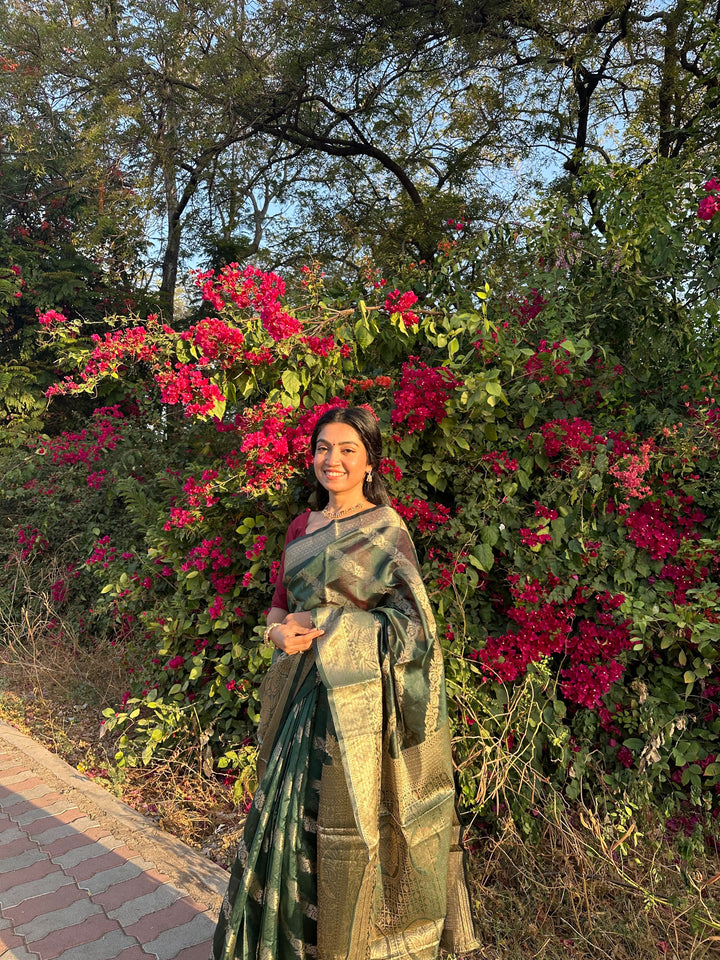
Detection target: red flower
<box><xmin>384</xmin><ymin>289</ymin><xmax>419</xmax><ymax>327</ymax></box>
<box><xmin>391</xmin><ymin>358</ymin><xmax>458</xmax><ymax>434</ymax></box>
<box><xmin>37</xmin><ymin>308</ymin><xmax>68</xmax><ymax>327</ymax></box>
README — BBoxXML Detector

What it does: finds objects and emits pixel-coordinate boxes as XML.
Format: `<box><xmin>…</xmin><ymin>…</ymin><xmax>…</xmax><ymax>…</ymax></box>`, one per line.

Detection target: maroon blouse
<box><xmin>270</xmin><ymin>510</ymin><xmax>310</xmax><ymax>610</ymax></box>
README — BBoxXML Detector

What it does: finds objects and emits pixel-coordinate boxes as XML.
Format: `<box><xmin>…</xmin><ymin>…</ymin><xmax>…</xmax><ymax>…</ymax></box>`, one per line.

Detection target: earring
<box><xmin>365</xmin><ymin>470</ymin><xmax>373</xmax><ymax>483</ymax></box>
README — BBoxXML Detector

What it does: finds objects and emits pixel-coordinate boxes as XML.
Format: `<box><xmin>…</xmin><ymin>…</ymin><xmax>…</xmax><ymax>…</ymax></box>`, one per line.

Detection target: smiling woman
<box><xmin>313</xmin><ymin>422</ymin><xmax>371</xmax><ymax>514</ymax></box>
<box><xmin>212</xmin><ymin>406</ymin><xmax>478</xmax><ymax>960</ymax></box>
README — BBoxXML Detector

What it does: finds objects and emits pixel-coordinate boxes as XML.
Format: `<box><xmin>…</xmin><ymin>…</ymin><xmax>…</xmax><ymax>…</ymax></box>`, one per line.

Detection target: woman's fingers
<box><xmin>272</xmin><ymin>622</ymin><xmax>324</xmax><ymax>654</ymax></box>
<box><xmin>282</xmin><ymin>611</ymin><xmax>314</xmax><ymax>630</ymax></box>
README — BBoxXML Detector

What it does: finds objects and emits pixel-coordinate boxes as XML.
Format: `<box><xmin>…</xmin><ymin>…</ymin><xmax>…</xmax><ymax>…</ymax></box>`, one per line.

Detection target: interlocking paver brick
<box><xmin>64</xmin><ymin>844</ymin><xmax>138</xmax><ymax>882</ymax></box>
<box><xmin>125</xmin><ymin>895</ymin><xmax>205</xmax><ymax>942</ymax></box>
<box><xmin>31</xmin><ymin>818</ymin><xmax>98</xmax><ymax>845</ymax></box>
<box><xmin>0</xmin><ymin>836</ymin><xmax>37</xmax><ymax>859</ymax></box>
<box><xmin>0</xmin><ymin>945</ymin><xmax>41</xmax><ymax>960</ymax></box>
<box><xmin>0</xmin><ymin>933</ymin><xmax>25</xmax><ymax>952</ymax></box>
<box><xmin>0</xmin><ymin>819</ymin><xmax>21</xmax><ymax>841</ymax></box>
<box><xmin>28</xmin><ymin>914</ymin><xmax>120</xmax><ymax>960</ymax></box>
<box><xmin>0</xmin><ymin>766</ymin><xmax>27</xmax><ymax>782</ymax></box>
<box><xmin>106</xmin><ymin>882</ymin><xmax>184</xmax><ymax>927</ymax></box>
<box><xmin>92</xmin><ymin>872</ymin><xmax>162</xmax><ymax>911</ymax></box>
<box><xmin>42</xmin><ymin>829</ymin><xmax>109</xmax><ymax>859</ymax></box>
<box><xmin>0</xmin><ymin>725</ymin><xmax>223</xmax><ymax>960</ymax></box>
<box><xmin>13</xmin><ymin>801</ymin><xmax>76</xmax><ymax>827</ymax></box>
<box><xmin>143</xmin><ymin>912</ymin><xmax>215</xmax><ymax>960</ymax></box>
<box><xmin>0</xmin><ymin>859</ymin><xmax>56</xmax><ymax>894</ymax></box>
<box><xmin>1</xmin><ymin>794</ymin><xmax>65</xmax><ymax>818</ymax></box>
<box><xmin>49</xmin><ymin>834</ymin><xmax>122</xmax><ymax>869</ymax></box>
<box><xmin>0</xmin><ymin>775</ymin><xmax>44</xmax><ymax>791</ymax></box>
<box><xmin>173</xmin><ymin>942</ymin><xmax>216</xmax><ymax>960</ymax></box>
<box><xmin>23</xmin><ymin>809</ymin><xmax>86</xmax><ymax>838</ymax></box>
<box><xmin>76</xmin><ymin>859</ymin><xmax>151</xmax><ymax>895</ymax></box>
<box><xmin>1</xmin><ymin>882</ymin><xmax>87</xmax><ymax>927</ymax></box>
<box><xmin>0</xmin><ymin>870</ymin><xmax>75</xmax><ymax>909</ymax></box>
<box><xmin>0</xmin><ymin>848</ymin><xmax>47</xmax><ymax>875</ymax></box>
<box><xmin>53</xmin><ymin>930</ymin><xmax>145</xmax><ymax>960</ymax></box>
<box><xmin>19</xmin><ymin>897</ymin><xmax>103</xmax><ymax>943</ymax></box>
<box><xmin>110</xmin><ymin>946</ymin><xmax>156</xmax><ymax>960</ymax></box>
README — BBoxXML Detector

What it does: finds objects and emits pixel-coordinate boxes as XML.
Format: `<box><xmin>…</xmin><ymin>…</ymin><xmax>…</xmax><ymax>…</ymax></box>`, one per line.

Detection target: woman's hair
<box><xmin>309</xmin><ymin>406</ymin><xmax>391</xmax><ymax>508</ymax></box>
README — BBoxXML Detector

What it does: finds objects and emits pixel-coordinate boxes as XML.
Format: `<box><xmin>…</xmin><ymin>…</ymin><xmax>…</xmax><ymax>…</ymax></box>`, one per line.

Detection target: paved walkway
<box><xmin>0</xmin><ymin>721</ymin><xmax>230</xmax><ymax>960</ymax></box>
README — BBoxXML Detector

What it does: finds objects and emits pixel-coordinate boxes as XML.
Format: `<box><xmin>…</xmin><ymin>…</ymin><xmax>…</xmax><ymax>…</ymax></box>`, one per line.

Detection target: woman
<box><xmin>213</xmin><ymin>406</ymin><xmax>477</xmax><ymax>960</ymax></box>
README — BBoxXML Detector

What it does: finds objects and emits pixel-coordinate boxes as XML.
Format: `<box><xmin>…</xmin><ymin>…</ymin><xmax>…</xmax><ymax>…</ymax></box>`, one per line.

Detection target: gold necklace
<box><xmin>321</xmin><ymin>500</ymin><xmax>367</xmax><ymax>521</ymax></box>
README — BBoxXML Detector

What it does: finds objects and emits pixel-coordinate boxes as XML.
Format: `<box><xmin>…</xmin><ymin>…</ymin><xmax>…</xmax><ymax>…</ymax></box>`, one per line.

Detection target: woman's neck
<box><xmin>322</xmin><ymin>490</ymin><xmax>369</xmax><ymax>516</ymax></box>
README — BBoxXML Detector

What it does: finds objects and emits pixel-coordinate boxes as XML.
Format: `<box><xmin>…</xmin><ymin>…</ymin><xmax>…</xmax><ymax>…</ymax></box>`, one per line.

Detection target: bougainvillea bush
<box><xmin>2</xmin><ymin>163</ymin><xmax>720</xmax><ymax>840</ymax></box>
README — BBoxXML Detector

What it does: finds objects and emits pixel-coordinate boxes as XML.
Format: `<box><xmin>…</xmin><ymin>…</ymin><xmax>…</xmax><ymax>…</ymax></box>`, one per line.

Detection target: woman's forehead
<box><xmin>316</xmin><ymin>422</ymin><xmax>363</xmax><ymax>445</ymax></box>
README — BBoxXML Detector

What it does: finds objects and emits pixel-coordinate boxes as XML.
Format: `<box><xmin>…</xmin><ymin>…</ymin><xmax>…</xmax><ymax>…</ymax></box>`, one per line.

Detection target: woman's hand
<box><xmin>284</xmin><ymin>611</ymin><xmax>314</xmax><ymax>630</ymax></box>
<box><xmin>268</xmin><ymin>612</ymin><xmax>323</xmax><ymax>655</ymax></box>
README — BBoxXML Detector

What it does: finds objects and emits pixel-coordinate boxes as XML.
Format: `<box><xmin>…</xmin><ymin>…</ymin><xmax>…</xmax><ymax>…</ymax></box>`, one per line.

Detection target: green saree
<box><xmin>213</xmin><ymin>506</ymin><xmax>477</xmax><ymax>960</ymax></box>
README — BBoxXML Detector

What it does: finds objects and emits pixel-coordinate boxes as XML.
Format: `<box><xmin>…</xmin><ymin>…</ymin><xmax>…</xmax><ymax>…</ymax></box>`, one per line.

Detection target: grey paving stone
<box><xmin>13</xmin><ymin>801</ymin><xmax>77</xmax><ymax>826</ymax></box>
<box><xmin>32</xmin><ymin>818</ymin><xmax>98</xmax><ymax>846</ymax></box>
<box><xmin>0</xmin><ymin>826</ymin><xmax>25</xmax><ymax>846</ymax></box>
<box><xmin>145</xmin><ymin>912</ymin><xmax>216</xmax><ymax>960</ymax></box>
<box><xmin>0</xmin><ymin>917</ymin><xmax>11</xmax><ymax>930</ymax></box>
<box><xmin>76</xmin><ymin>858</ymin><xmax>155</xmax><ymax>896</ymax></box>
<box><xmin>106</xmin><ymin>882</ymin><xmax>184</xmax><ymax>927</ymax></box>
<box><xmin>0</xmin><ymin>946</ymin><xmax>40</xmax><ymax>960</ymax></box>
<box><xmin>50</xmin><ymin>835</ymin><xmax>123</xmax><ymax>870</ymax></box>
<box><xmin>0</xmin><ymin>771</ymin><xmax>42</xmax><ymax>787</ymax></box>
<box><xmin>0</xmin><ymin>848</ymin><xmax>48</xmax><ymax>875</ymax></box>
<box><xmin>0</xmin><ymin>870</ymin><xmax>74</xmax><ymax>909</ymax></box>
<box><xmin>0</xmin><ymin>785</ymin><xmax>55</xmax><ymax>808</ymax></box>
<box><xmin>19</xmin><ymin>897</ymin><xmax>103</xmax><ymax>943</ymax></box>
<box><xmin>54</xmin><ymin>929</ymin><xmax>141</xmax><ymax>960</ymax></box>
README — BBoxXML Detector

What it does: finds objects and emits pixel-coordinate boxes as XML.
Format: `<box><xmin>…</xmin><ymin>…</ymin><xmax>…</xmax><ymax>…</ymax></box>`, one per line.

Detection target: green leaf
<box><xmin>472</xmin><ymin>542</ymin><xmax>494</xmax><ymax>572</ymax></box>
<box><xmin>354</xmin><ymin>317</ymin><xmax>375</xmax><ymax>349</ymax></box>
<box><xmin>281</xmin><ymin>370</ymin><xmax>301</xmax><ymax>396</ymax></box>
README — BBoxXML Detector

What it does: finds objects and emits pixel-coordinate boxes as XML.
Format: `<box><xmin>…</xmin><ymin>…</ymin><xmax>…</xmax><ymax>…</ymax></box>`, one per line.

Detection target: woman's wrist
<box><xmin>263</xmin><ymin>623</ymin><xmax>276</xmax><ymax>646</ymax></box>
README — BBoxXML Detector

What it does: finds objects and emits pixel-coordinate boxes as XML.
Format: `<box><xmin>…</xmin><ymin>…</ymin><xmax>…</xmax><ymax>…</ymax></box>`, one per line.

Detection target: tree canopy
<box><xmin>3</xmin><ymin>0</ymin><xmax>718</xmax><ymax>308</ymax></box>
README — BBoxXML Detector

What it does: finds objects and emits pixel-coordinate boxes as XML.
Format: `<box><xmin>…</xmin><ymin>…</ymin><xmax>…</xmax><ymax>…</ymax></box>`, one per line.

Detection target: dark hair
<box><xmin>310</xmin><ymin>406</ymin><xmax>391</xmax><ymax>508</ymax></box>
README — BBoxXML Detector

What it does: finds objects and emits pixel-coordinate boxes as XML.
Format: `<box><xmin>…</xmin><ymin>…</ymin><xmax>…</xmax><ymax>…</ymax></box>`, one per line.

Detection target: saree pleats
<box><xmin>214</xmin><ymin>665</ymin><xmax>329</xmax><ymax>960</ymax></box>
<box><xmin>213</xmin><ymin>506</ymin><xmax>479</xmax><ymax>960</ymax></box>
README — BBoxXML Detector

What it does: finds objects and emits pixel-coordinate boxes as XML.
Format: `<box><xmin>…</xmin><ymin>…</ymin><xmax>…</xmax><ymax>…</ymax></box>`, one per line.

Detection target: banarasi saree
<box><xmin>213</xmin><ymin>505</ymin><xmax>478</xmax><ymax>960</ymax></box>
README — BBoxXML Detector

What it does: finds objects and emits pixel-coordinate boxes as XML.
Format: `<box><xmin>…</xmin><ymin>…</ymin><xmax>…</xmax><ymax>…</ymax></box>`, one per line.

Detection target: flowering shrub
<box><xmin>3</xmin><ymin>169</ymin><xmax>720</xmax><ymax>842</ymax></box>
<box><xmin>697</xmin><ymin>178</ymin><xmax>720</xmax><ymax>222</ymax></box>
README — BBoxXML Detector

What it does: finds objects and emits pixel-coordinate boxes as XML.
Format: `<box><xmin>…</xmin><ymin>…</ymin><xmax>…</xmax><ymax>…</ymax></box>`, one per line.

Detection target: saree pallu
<box><xmin>213</xmin><ymin>506</ymin><xmax>478</xmax><ymax>960</ymax></box>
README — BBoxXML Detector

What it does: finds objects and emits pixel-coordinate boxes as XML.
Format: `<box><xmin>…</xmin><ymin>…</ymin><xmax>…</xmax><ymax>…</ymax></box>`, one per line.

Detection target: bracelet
<box><xmin>262</xmin><ymin>623</ymin><xmax>276</xmax><ymax>647</ymax></box>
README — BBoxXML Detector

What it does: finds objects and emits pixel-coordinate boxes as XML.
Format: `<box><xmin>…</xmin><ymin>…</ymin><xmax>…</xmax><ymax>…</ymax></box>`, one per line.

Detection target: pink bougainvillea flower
<box><xmin>384</xmin><ymin>289</ymin><xmax>419</xmax><ymax>327</ymax></box>
<box><xmin>37</xmin><ymin>309</ymin><xmax>68</xmax><ymax>327</ymax></box>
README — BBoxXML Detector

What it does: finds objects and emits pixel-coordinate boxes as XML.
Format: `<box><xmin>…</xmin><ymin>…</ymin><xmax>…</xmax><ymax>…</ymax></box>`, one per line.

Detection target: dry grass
<box><xmin>461</xmin><ymin>803</ymin><xmax>720</xmax><ymax>959</ymax></box>
<box><xmin>0</xmin><ymin>555</ymin><xmax>243</xmax><ymax>867</ymax></box>
<box><xmin>0</xmin><ymin>556</ymin><xmax>126</xmax><ymax>710</ymax></box>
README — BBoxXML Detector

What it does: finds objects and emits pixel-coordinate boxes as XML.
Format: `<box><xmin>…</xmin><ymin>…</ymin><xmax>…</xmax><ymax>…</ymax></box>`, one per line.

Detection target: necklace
<box><xmin>321</xmin><ymin>500</ymin><xmax>367</xmax><ymax>521</ymax></box>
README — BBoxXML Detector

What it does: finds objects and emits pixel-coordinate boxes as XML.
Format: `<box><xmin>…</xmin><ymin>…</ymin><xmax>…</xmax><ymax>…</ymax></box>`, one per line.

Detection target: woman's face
<box><xmin>313</xmin><ymin>422</ymin><xmax>370</xmax><ymax>501</ymax></box>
